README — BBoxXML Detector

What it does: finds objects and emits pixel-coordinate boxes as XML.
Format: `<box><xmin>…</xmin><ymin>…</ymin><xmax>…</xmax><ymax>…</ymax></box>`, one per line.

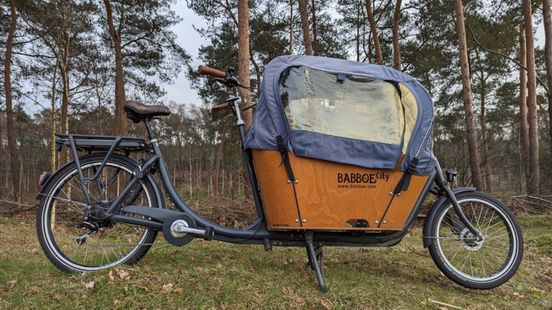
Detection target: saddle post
<box><xmin>143</xmin><ymin>118</ymin><xmax>156</xmax><ymax>141</ymax></box>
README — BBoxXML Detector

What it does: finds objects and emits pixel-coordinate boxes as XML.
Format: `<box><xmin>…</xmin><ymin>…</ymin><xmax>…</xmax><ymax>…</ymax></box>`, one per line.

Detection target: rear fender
<box><xmin>36</xmin><ymin>159</ymin><xmax>79</xmax><ymax>200</ymax></box>
<box><xmin>422</xmin><ymin>187</ymin><xmax>476</xmax><ymax>248</ymax></box>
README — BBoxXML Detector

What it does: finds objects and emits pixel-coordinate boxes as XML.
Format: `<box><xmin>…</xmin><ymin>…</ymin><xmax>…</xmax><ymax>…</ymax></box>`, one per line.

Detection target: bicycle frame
<box><xmin>52</xmin><ymin>97</ymin><xmax>480</xmax><ymax>249</ymax></box>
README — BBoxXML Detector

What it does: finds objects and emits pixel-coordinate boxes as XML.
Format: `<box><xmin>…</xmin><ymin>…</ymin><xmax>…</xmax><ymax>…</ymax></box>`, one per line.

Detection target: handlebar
<box><xmin>197</xmin><ymin>65</ymin><xmax>225</xmax><ymax>78</ymax></box>
<box><xmin>211</xmin><ymin>102</ymin><xmax>231</xmax><ymax>112</ymax></box>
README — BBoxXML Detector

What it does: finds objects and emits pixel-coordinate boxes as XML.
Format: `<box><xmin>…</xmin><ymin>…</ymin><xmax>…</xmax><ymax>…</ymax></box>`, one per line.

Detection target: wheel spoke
<box><xmin>432</xmin><ymin>196</ymin><xmax>520</xmax><ymax>284</ymax></box>
<box><xmin>41</xmin><ymin>160</ymin><xmax>154</xmax><ymax>271</ymax></box>
<box><xmin>485</xmin><ymin>232</ymin><xmax>510</xmax><ymax>242</ymax></box>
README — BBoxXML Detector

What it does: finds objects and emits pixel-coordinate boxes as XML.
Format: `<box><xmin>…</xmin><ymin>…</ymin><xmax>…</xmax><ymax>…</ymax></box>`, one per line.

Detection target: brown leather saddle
<box><xmin>124</xmin><ymin>101</ymin><xmax>171</xmax><ymax>123</ymax></box>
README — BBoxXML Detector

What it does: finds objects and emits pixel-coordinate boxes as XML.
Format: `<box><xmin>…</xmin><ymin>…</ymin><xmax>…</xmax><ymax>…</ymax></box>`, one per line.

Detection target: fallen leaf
<box><xmin>116</xmin><ymin>268</ymin><xmax>130</xmax><ymax>280</ymax></box>
<box><xmin>174</xmin><ymin>287</ymin><xmax>183</xmax><ymax>293</ymax></box>
<box><xmin>84</xmin><ymin>281</ymin><xmax>95</xmax><ymax>290</ymax></box>
<box><xmin>321</xmin><ymin>298</ymin><xmax>333</xmax><ymax>310</ymax></box>
<box><xmin>513</xmin><ymin>292</ymin><xmax>525</xmax><ymax>299</ymax></box>
<box><xmin>28</xmin><ymin>286</ymin><xmax>40</xmax><ymax>293</ymax></box>
<box><xmin>161</xmin><ymin>283</ymin><xmax>173</xmax><ymax>295</ymax></box>
<box><xmin>108</xmin><ymin>270</ymin><xmax>115</xmax><ymax>281</ymax></box>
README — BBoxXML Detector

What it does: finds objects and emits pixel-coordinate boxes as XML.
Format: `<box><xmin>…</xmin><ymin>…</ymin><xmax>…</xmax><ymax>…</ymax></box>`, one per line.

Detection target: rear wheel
<box><xmin>427</xmin><ymin>192</ymin><xmax>523</xmax><ymax>289</ymax></box>
<box><xmin>36</xmin><ymin>154</ymin><xmax>159</xmax><ymax>272</ymax></box>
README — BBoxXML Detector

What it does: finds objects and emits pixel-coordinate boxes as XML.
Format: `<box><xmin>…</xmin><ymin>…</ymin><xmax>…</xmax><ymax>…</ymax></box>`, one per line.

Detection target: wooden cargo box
<box><xmin>253</xmin><ymin>150</ymin><xmax>430</xmax><ymax>231</ymax></box>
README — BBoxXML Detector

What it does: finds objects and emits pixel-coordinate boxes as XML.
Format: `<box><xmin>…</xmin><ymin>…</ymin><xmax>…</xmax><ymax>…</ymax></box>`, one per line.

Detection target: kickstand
<box><xmin>305</xmin><ymin>231</ymin><xmax>326</xmax><ymax>292</ymax></box>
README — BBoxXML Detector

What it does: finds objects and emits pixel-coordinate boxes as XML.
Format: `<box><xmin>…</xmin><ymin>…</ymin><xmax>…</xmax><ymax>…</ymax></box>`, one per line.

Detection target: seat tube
<box><xmin>144</xmin><ymin>119</ymin><xmax>156</xmax><ymax>141</ymax></box>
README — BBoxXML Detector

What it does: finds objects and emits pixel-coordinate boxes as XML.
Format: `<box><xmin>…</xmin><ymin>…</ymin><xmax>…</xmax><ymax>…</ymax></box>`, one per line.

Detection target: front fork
<box><xmin>434</xmin><ymin>162</ymin><xmax>483</xmax><ymax>240</ymax></box>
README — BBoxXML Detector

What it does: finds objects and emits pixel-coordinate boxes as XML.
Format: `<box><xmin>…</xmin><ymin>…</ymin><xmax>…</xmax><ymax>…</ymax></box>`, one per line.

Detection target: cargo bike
<box><xmin>36</xmin><ymin>56</ymin><xmax>523</xmax><ymax>291</ymax></box>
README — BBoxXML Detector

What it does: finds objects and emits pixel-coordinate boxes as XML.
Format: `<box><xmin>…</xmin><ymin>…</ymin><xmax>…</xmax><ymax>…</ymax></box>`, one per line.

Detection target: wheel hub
<box><xmin>460</xmin><ymin>228</ymin><xmax>484</xmax><ymax>251</ymax></box>
<box><xmin>84</xmin><ymin>203</ymin><xmax>113</xmax><ymax>228</ymax></box>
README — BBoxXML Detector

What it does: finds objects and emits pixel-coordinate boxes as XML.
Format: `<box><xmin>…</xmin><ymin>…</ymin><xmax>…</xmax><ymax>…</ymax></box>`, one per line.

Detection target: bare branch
<box><xmin>468</xmin><ymin>24</ymin><xmax>550</xmax><ymax>95</ymax></box>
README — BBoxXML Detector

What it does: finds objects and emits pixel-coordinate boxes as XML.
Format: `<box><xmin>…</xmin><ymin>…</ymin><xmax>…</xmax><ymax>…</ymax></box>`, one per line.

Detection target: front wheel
<box><xmin>36</xmin><ymin>154</ymin><xmax>159</xmax><ymax>272</ymax></box>
<box><xmin>427</xmin><ymin>192</ymin><xmax>523</xmax><ymax>289</ymax></box>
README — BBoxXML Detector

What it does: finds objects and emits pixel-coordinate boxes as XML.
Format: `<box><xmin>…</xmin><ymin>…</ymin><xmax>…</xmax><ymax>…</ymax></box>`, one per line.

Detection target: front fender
<box><xmin>422</xmin><ymin>187</ymin><xmax>476</xmax><ymax>248</ymax></box>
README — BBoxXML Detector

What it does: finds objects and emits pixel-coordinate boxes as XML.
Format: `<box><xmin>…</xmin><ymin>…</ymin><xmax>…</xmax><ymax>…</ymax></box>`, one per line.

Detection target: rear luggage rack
<box><xmin>55</xmin><ymin>133</ymin><xmax>149</xmax><ymax>153</ymax></box>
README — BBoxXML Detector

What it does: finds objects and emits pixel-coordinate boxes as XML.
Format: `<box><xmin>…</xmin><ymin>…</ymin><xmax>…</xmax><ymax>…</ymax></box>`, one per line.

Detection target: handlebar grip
<box><xmin>211</xmin><ymin>102</ymin><xmax>230</xmax><ymax>112</ymax></box>
<box><xmin>198</xmin><ymin>65</ymin><xmax>226</xmax><ymax>78</ymax></box>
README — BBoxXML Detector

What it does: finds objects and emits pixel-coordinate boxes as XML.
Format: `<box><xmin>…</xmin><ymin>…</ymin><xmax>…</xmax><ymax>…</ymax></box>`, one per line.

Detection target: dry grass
<box><xmin>0</xmin><ymin>213</ymin><xmax>550</xmax><ymax>309</ymax></box>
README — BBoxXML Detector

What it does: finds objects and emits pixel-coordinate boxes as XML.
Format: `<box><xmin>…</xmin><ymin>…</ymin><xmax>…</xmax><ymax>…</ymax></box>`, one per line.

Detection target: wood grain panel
<box><xmin>378</xmin><ymin>175</ymin><xmax>430</xmax><ymax>229</ymax></box>
<box><xmin>291</xmin><ymin>154</ymin><xmax>395</xmax><ymax>229</ymax></box>
<box><xmin>251</xmin><ymin>150</ymin><xmax>301</xmax><ymax>229</ymax></box>
<box><xmin>251</xmin><ymin>150</ymin><xmax>430</xmax><ymax>231</ymax></box>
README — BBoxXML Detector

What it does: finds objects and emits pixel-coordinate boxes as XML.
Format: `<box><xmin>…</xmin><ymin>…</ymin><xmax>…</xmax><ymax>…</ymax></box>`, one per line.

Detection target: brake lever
<box><xmin>214</xmin><ymin>77</ymin><xmax>251</xmax><ymax>90</ymax></box>
<box><xmin>214</xmin><ymin>77</ymin><xmax>239</xmax><ymax>88</ymax></box>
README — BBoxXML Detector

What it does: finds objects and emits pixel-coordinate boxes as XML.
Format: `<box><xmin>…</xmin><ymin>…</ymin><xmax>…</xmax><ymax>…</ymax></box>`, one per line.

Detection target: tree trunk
<box><xmin>4</xmin><ymin>0</ymin><xmax>20</xmax><ymax>200</ymax></box>
<box><xmin>356</xmin><ymin>1</ymin><xmax>361</xmax><ymax>61</ymax></box>
<box><xmin>189</xmin><ymin>157</ymin><xmax>193</xmax><ymax>197</ymax></box>
<box><xmin>104</xmin><ymin>0</ymin><xmax>128</xmax><ymax>136</ymax></box>
<box><xmin>453</xmin><ymin>0</ymin><xmax>483</xmax><ymax>190</ymax></box>
<box><xmin>523</xmin><ymin>0</ymin><xmax>540</xmax><ymax>194</ymax></box>
<box><xmin>543</xmin><ymin>0</ymin><xmax>552</xmax><ymax>162</ymax></box>
<box><xmin>392</xmin><ymin>0</ymin><xmax>402</xmax><ymax>70</ymax></box>
<box><xmin>289</xmin><ymin>0</ymin><xmax>294</xmax><ymax>53</ymax></box>
<box><xmin>298</xmin><ymin>0</ymin><xmax>313</xmax><ymax>55</ymax></box>
<box><xmin>365</xmin><ymin>0</ymin><xmax>383</xmax><ymax>64</ymax></box>
<box><xmin>60</xmin><ymin>61</ymin><xmax>70</xmax><ymax>164</ymax></box>
<box><xmin>238</xmin><ymin>0</ymin><xmax>253</xmax><ymax>129</ymax></box>
<box><xmin>0</xmin><ymin>105</ymin><xmax>3</xmax><ymax>198</ymax></box>
<box><xmin>214</xmin><ymin>118</ymin><xmax>230</xmax><ymax>196</ymax></box>
<box><xmin>18</xmin><ymin>159</ymin><xmax>23</xmax><ymax>203</ymax></box>
<box><xmin>479</xmin><ymin>75</ymin><xmax>491</xmax><ymax>193</ymax></box>
<box><xmin>519</xmin><ymin>24</ymin><xmax>530</xmax><ymax>193</ymax></box>
<box><xmin>311</xmin><ymin>0</ymin><xmax>318</xmax><ymax>55</ymax></box>
<box><xmin>50</xmin><ymin>63</ymin><xmax>58</xmax><ymax>172</ymax></box>
<box><xmin>238</xmin><ymin>0</ymin><xmax>254</xmax><ymax>198</ymax></box>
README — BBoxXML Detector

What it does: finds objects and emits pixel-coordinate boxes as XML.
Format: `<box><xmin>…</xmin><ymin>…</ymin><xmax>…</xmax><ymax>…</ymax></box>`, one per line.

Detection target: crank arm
<box><xmin>171</xmin><ymin>225</ymin><xmax>206</xmax><ymax>236</ymax></box>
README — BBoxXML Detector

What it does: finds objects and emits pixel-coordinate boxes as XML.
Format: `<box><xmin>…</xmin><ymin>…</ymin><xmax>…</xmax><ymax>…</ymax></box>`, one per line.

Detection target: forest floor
<box><xmin>0</xmin><ymin>213</ymin><xmax>550</xmax><ymax>309</ymax></box>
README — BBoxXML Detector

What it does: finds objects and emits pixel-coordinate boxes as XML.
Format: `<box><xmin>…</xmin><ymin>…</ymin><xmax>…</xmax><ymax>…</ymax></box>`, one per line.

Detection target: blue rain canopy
<box><xmin>244</xmin><ymin>55</ymin><xmax>435</xmax><ymax>175</ymax></box>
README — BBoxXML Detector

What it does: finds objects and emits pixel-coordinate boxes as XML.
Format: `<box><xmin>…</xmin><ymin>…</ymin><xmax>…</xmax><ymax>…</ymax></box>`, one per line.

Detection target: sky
<box><xmin>162</xmin><ymin>2</ymin><xmax>207</xmax><ymax>107</ymax></box>
<box><xmin>162</xmin><ymin>3</ymin><xmax>547</xmax><ymax>108</ymax></box>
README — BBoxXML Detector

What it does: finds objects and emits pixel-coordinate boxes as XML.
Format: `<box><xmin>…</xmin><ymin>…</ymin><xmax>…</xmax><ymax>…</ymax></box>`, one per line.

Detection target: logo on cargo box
<box><xmin>337</xmin><ymin>172</ymin><xmax>389</xmax><ymax>189</ymax></box>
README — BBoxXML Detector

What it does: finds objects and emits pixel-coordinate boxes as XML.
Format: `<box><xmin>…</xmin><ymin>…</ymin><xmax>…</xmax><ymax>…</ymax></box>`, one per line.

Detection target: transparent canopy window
<box><xmin>280</xmin><ymin>66</ymin><xmax>407</xmax><ymax>146</ymax></box>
